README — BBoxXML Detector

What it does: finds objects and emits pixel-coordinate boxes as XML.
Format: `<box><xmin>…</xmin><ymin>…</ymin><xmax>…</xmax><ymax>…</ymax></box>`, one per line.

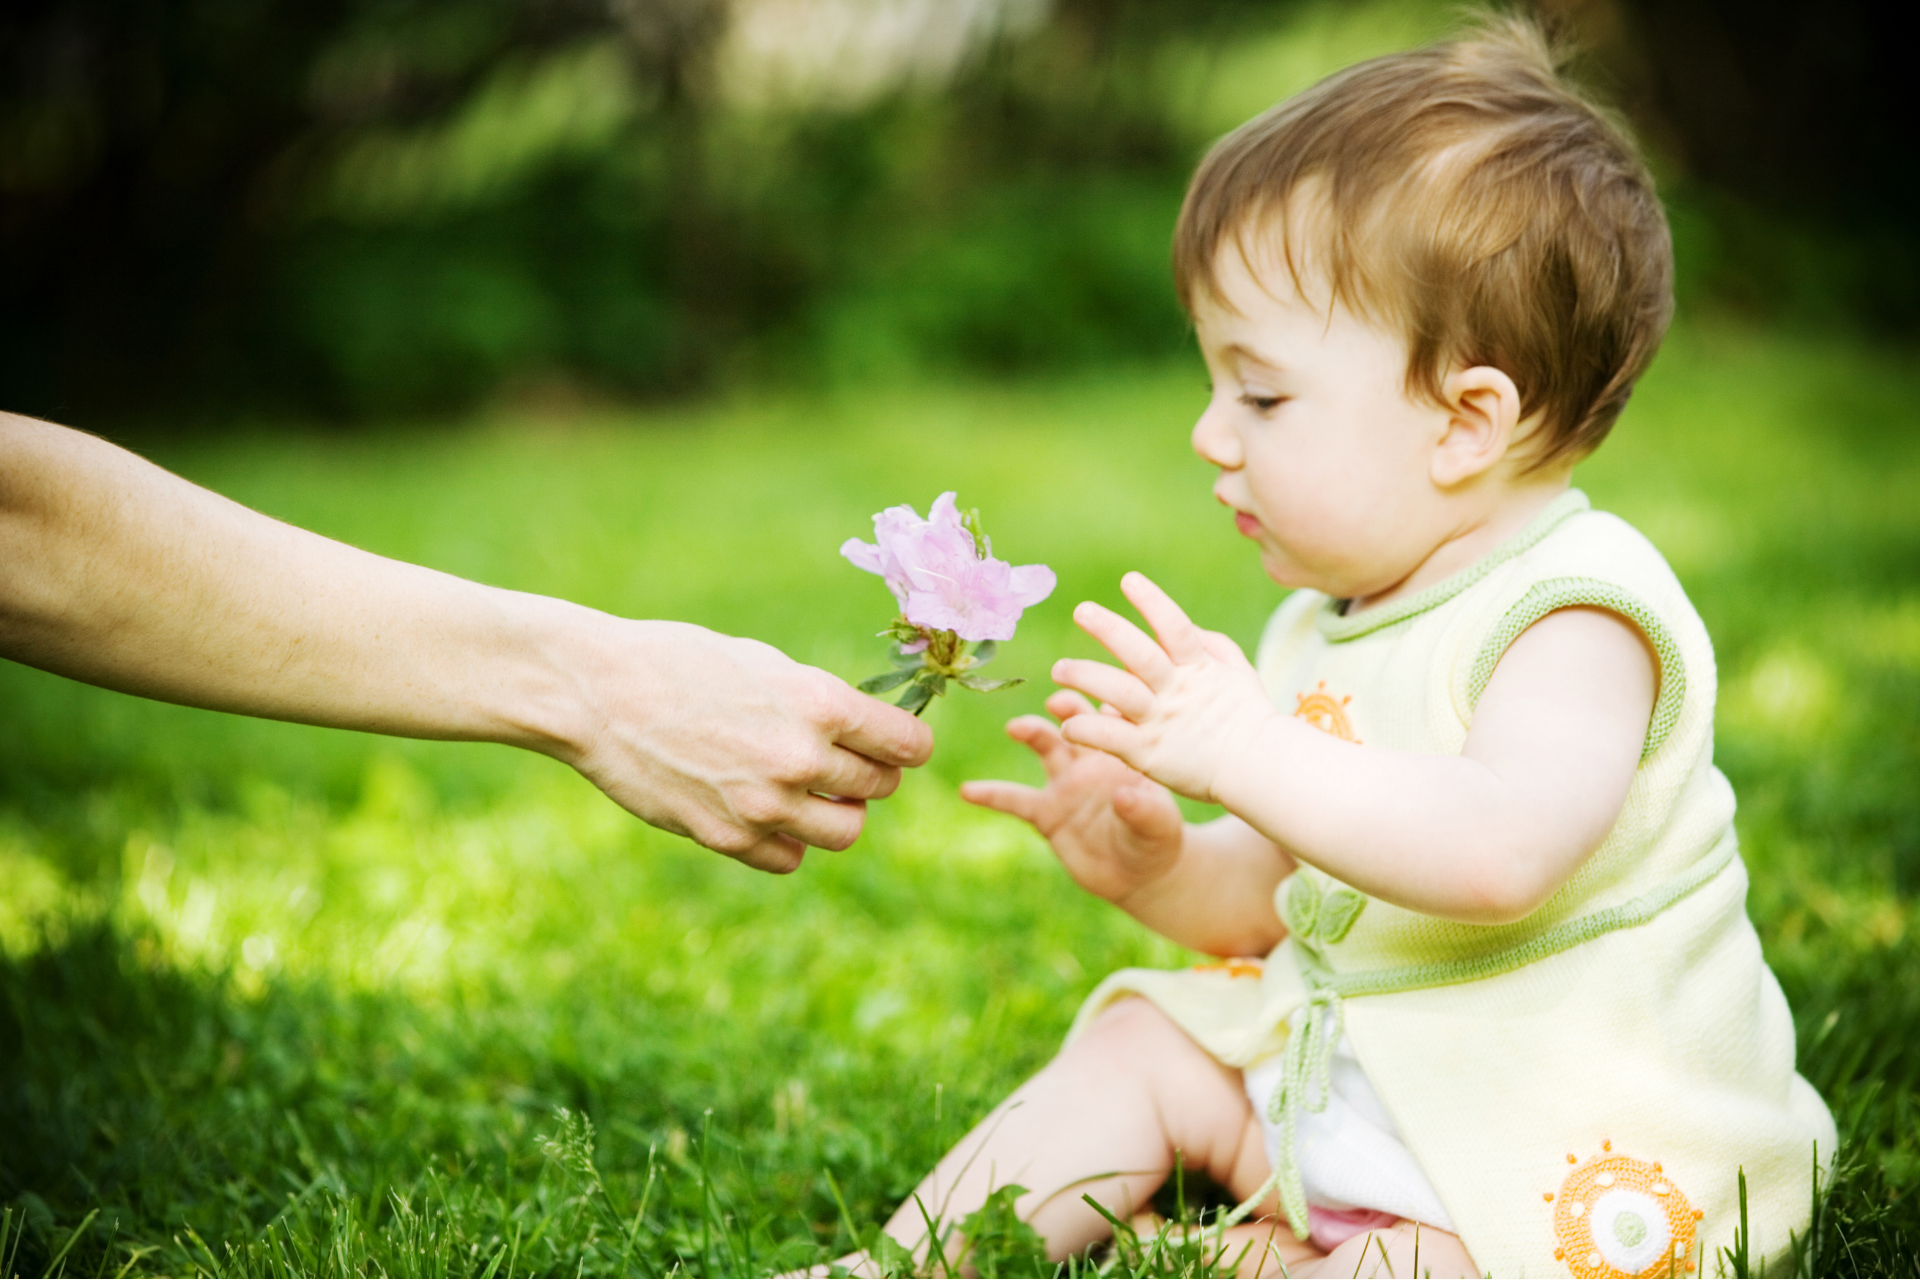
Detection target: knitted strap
<box><xmin>1218</xmin><ymin>837</ymin><xmax>1739</xmax><ymax>1241</ymax></box>
<box><xmin>1465</xmin><ymin>576</ymin><xmax>1688</xmax><ymax>761</ymax></box>
<box><xmin>1215</xmin><ymin>985</ymin><xmax>1343</xmax><ymax>1238</ymax></box>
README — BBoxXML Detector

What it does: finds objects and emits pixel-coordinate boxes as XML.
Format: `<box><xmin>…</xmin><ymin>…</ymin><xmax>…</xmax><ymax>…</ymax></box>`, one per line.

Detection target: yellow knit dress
<box><xmin>1067</xmin><ymin>491</ymin><xmax>1834</xmax><ymax>1277</ymax></box>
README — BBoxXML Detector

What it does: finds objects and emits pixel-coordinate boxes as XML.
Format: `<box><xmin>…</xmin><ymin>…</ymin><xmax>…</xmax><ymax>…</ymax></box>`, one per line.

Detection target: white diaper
<box><xmin>1243</xmin><ymin>1035</ymin><xmax>1456</xmax><ymax>1235</ymax></box>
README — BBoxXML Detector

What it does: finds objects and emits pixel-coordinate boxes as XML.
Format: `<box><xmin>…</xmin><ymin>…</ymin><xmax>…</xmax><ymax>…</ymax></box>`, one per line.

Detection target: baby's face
<box><xmin>1190</xmin><ymin>238</ymin><xmax>1459</xmax><ymax>602</ymax></box>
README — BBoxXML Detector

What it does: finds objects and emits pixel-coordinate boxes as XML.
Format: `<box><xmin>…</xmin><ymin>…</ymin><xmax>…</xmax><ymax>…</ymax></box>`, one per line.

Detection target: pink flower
<box><xmin>841</xmin><ymin>492</ymin><xmax>1056</xmax><ymax>642</ymax></box>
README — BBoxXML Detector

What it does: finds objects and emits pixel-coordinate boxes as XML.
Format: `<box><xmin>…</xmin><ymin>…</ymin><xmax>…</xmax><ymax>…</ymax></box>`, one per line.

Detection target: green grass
<box><xmin>2</xmin><ymin>317</ymin><xmax>1917</xmax><ymax>1276</ymax></box>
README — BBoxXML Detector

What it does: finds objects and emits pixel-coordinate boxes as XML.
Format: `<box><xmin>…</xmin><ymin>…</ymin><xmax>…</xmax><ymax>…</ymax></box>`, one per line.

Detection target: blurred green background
<box><xmin>4</xmin><ymin>0</ymin><xmax>1915</xmax><ymax>422</ymax></box>
<box><xmin>2</xmin><ymin>0</ymin><xmax>1917</xmax><ymax>1276</ymax></box>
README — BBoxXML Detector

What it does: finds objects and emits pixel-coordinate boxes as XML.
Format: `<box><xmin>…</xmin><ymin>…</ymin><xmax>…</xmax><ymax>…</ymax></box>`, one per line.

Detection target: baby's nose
<box><xmin>1190</xmin><ymin>411</ymin><xmax>1241</xmax><ymax>468</ymax></box>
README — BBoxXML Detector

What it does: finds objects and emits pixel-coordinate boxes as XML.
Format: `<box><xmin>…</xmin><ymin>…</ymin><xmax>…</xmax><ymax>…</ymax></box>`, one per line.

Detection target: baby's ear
<box><xmin>1432</xmin><ymin>365</ymin><xmax>1523</xmax><ymax>487</ymax></box>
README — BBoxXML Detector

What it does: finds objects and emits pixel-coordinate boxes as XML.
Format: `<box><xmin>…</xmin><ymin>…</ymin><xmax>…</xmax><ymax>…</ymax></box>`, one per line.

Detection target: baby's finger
<box><xmin>1120</xmin><ymin>573</ymin><xmax>1209</xmax><ymax>665</ymax></box>
<box><xmin>1052</xmin><ymin>658</ymin><xmax>1153</xmax><ymax>718</ymax></box>
<box><xmin>1073</xmin><ymin>600</ymin><xmax>1175</xmax><ymax>689</ymax></box>
<box><xmin>1111</xmin><ymin>781</ymin><xmax>1183</xmax><ymax>843</ymax></box>
<box><xmin>1044</xmin><ymin>689</ymin><xmax>1100</xmax><ymax>723</ymax></box>
<box><xmin>1199</xmin><ymin>628</ymin><xmax>1249</xmax><ymax>665</ymax></box>
<box><xmin>1058</xmin><ymin>708</ymin><xmax>1145</xmax><ymax>765</ymax></box>
<box><xmin>959</xmin><ymin>779</ymin><xmax>1043</xmax><ymax>825</ymax></box>
<box><xmin>1005</xmin><ymin>715</ymin><xmax>1077</xmax><ymax>776</ymax></box>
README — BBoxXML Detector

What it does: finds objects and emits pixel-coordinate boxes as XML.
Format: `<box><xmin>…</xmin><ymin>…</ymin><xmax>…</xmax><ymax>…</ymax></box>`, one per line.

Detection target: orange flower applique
<box><xmin>1294</xmin><ymin>681</ymin><xmax>1359</xmax><ymax>743</ymax></box>
<box><xmin>1548</xmin><ymin>1143</ymin><xmax>1700</xmax><ymax>1278</ymax></box>
<box><xmin>1190</xmin><ymin>958</ymin><xmax>1264</xmax><ymax>980</ymax></box>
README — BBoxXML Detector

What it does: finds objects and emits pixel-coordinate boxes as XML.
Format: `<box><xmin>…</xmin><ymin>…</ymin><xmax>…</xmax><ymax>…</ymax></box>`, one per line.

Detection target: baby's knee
<box><xmin>1076</xmin><ymin>996</ymin><xmax>1185</xmax><ymax>1054</ymax></box>
<box><xmin>1070</xmin><ymin>997</ymin><xmax>1237</xmax><ymax>1086</ymax></box>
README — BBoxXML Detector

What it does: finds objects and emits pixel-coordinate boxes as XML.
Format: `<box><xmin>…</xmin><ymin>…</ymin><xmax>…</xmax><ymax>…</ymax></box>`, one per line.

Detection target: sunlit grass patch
<box><xmin>2</xmin><ymin>317</ymin><xmax>1917</xmax><ymax>1276</ymax></box>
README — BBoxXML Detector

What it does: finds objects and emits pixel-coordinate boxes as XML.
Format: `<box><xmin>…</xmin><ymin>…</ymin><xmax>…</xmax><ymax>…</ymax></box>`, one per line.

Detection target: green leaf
<box><xmin>896</xmin><ymin>681</ymin><xmax>935</xmax><ymax>715</ymax></box>
<box><xmin>857</xmin><ymin>668</ymin><xmax>916</xmax><ymax>694</ymax></box>
<box><xmin>1285</xmin><ymin>874</ymin><xmax>1323</xmax><ymax>939</ymax></box>
<box><xmin>869</xmin><ymin>1232</ymin><xmax>918</xmax><ymax>1277</ymax></box>
<box><xmin>961</xmin><ymin>507</ymin><xmax>992</xmax><ymax>560</ymax></box>
<box><xmin>956</xmin><ymin>1184</ymin><xmax>1048</xmax><ymax>1278</ymax></box>
<box><xmin>1318</xmin><ymin>887</ymin><xmax>1366</xmax><ymax>943</ymax></box>
<box><xmin>888</xmin><ymin>643</ymin><xmax>927</xmax><ymax>668</ymax></box>
<box><xmin>878</xmin><ymin>617</ymin><xmax>924</xmax><ymax>646</ymax></box>
<box><xmin>956</xmin><ymin>674</ymin><xmax>1024</xmax><ymax>693</ymax></box>
<box><xmin>969</xmin><ymin>639</ymin><xmax>998</xmax><ymax>665</ymax></box>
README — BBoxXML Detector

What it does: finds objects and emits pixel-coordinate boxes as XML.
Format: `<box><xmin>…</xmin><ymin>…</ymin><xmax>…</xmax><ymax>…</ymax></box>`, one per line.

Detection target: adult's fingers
<box><xmin>832</xmin><ymin>686</ymin><xmax>935</xmax><ymax>767</ymax></box>
<box><xmin>1120</xmin><ymin>573</ymin><xmax>1209</xmax><ymax>664</ymax></box>
<box><xmin>1072</xmin><ymin>601</ymin><xmax>1175</xmax><ymax>689</ymax></box>
<box><xmin>959</xmin><ymin>779</ymin><xmax>1044</xmax><ymax>824</ymax></box>
<box><xmin>808</xmin><ymin>744</ymin><xmax>901</xmax><ymax>801</ymax></box>
<box><xmin>734</xmin><ymin>832</ymin><xmax>809</xmax><ymax>874</ymax></box>
<box><xmin>1051</xmin><ymin>658</ymin><xmax>1152</xmax><ymax>717</ymax></box>
<box><xmin>777</xmin><ymin>793</ymin><xmax>869</xmax><ymax>852</ymax></box>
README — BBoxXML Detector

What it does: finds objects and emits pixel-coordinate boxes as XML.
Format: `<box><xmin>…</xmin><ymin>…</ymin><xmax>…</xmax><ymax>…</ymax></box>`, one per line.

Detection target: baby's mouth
<box><xmin>1233</xmin><ymin>510</ymin><xmax>1262</xmax><ymax>537</ymax></box>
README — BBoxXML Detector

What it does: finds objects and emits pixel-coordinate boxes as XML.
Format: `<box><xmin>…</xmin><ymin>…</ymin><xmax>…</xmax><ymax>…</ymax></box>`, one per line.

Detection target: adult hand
<box><xmin>557</xmin><ymin>619</ymin><xmax>933</xmax><ymax>872</ymax></box>
<box><xmin>0</xmin><ymin>411</ymin><xmax>930</xmax><ymax>873</ymax></box>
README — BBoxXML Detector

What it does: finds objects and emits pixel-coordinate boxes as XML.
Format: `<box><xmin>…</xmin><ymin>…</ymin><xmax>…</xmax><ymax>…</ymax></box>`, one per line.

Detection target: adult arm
<box><xmin>0</xmin><ymin>411</ymin><xmax>931</xmax><ymax>872</ymax></box>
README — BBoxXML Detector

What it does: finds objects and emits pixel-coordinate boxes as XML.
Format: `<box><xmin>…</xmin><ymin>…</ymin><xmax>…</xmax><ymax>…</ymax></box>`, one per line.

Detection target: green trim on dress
<box><xmin>1296</xmin><ymin>834</ymin><xmax>1736</xmax><ymax>1000</ymax></box>
<box><xmin>1316</xmin><ymin>489</ymin><xmax>1591</xmax><ymax>643</ymax></box>
<box><xmin>1465</xmin><ymin>576</ymin><xmax>1689</xmax><ymax>761</ymax></box>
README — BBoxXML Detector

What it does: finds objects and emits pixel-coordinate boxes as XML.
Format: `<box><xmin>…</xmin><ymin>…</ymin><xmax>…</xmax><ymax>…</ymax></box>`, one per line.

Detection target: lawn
<box><xmin>2</xmin><ymin>317</ymin><xmax>1916</xmax><ymax>1276</ymax></box>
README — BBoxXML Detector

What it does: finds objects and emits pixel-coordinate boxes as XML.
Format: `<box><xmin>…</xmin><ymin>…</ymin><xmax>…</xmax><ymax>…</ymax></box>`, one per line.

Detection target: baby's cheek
<box><xmin>1262</xmin><ymin>502</ymin><xmax>1350</xmax><ymax>578</ymax></box>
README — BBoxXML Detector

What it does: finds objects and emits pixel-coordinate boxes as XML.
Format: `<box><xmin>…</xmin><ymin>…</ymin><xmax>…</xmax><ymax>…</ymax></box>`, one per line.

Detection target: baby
<box><xmin>846</xmin><ymin>17</ymin><xmax>1834</xmax><ymax>1280</ymax></box>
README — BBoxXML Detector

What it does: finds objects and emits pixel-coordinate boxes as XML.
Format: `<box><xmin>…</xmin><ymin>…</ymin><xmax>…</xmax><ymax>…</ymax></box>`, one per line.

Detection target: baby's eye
<box><xmin>1238</xmin><ymin>392</ymin><xmax>1286</xmax><ymax>413</ymax></box>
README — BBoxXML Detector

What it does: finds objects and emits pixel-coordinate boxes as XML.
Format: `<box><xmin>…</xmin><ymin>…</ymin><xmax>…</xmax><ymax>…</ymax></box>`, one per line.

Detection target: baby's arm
<box><xmin>962</xmin><ymin>690</ymin><xmax>1292</xmax><ymax>956</ymax></box>
<box><xmin>1057</xmin><ymin>573</ymin><xmax>1656</xmax><ymax>926</ymax></box>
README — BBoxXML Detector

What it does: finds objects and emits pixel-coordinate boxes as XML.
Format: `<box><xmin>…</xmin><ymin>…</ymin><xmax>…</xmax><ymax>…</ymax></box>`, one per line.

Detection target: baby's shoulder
<box><xmin>1461</xmin><ymin>502</ymin><xmax>1718</xmax><ymax>758</ymax></box>
<box><xmin>1485</xmin><ymin>505</ymin><xmax>1708</xmax><ymax>650</ymax></box>
<box><xmin>1511</xmin><ymin>507</ymin><xmax>1688</xmax><ymax>595</ymax></box>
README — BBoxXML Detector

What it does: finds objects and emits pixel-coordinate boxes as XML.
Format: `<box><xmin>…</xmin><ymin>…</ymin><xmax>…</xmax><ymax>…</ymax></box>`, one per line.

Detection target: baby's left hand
<box><xmin>1052</xmin><ymin>572</ymin><xmax>1279</xmax><ymax>804</ymax></box>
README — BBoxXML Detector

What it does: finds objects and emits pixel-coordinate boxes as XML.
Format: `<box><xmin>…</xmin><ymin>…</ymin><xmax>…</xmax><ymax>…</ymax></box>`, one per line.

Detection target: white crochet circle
<box><xmin>1590</xmin><ymin>1188</ymin><xmax>1671</xmax><ymax>1275</ymax></box>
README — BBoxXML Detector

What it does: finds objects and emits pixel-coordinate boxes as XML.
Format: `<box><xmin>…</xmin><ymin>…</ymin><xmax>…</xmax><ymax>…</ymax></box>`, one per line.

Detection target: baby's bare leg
<box><xmin>877</xmin><ymin>998</ymin><xmax>1306</xmax><ymax>1270</ymax></box>
<box><xmin>1256</xmin><ymin>1218</ymin><xmax>1477</xmax><ymax>1279</ymax></box>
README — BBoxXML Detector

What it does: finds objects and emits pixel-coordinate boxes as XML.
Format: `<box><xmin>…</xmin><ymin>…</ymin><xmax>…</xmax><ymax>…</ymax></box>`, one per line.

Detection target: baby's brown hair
<box><xmin>1174</xmin><ymin>16</ymin><xmax>1671</xmax><ymax>468</ymax></box>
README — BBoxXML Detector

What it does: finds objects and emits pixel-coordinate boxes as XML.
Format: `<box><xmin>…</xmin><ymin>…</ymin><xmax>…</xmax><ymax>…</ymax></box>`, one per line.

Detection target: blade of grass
<box><xmin>913</xmin><ymin>1193</ymin><xmax>953</xmax><ymax>1279</ymax></box>
<box><xmin>824</xmin><ymin>1167</ymin><xmax>864</xmax><ymax>1260</ymax></box>
<box><xmin>44</xmin><ymin>1207</ymin><xmax>99</xmax><ymax>1277</ymax></box>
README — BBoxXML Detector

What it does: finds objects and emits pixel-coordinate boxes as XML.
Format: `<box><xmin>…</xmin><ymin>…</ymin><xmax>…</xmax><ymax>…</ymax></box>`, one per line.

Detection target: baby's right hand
<box><xmin>960</xmin><ymin>690</ymin><xmax>1185</xmax><ymax>905</ymax></box>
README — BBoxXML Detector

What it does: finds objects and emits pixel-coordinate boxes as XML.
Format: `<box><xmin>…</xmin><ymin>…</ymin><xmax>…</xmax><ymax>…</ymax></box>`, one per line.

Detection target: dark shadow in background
<box><xmin>3</xmin><ymin>0</ymin><xmax>1913</xmax><ymax>428</ymax></box>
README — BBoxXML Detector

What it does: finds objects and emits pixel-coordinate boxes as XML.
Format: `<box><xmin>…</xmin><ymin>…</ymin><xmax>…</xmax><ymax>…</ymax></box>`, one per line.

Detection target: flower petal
<box><xmin>840</xmin><ymin>538</ymin><xmax>886</xmax><ymax>575</ymax></box>
<box><xmin>850</xmin><ymin>493</ymin><xmax>1050</xmax><ymax>642</ymax></box>
<box><xmin>1008</xmin><ymin>563</ymin><xmax>1057</xmax><ymax>608</ymax></box>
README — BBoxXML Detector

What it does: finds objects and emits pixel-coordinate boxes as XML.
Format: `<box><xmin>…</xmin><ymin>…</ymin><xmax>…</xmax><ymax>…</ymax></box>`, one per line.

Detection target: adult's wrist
<box><xmin>474</xmin><ymin>588</ymin><xmax>624</xmax><ymax>766</ymax></box>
